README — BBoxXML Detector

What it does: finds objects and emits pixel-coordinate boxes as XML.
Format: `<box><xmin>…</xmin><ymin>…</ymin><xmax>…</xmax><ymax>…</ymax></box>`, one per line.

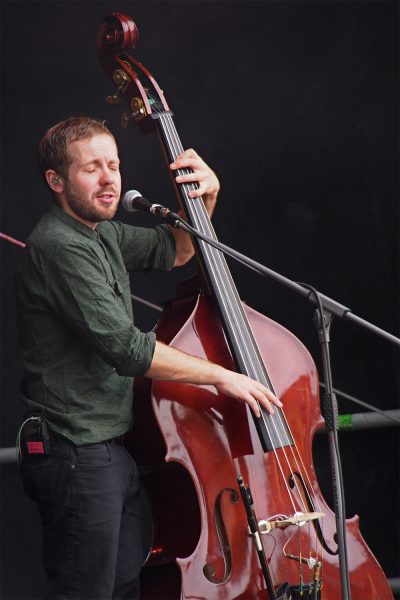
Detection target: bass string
<box><xmin>156</xmin><ymin>107</ymin><xmax>323</xmax><ymax>566</ymax></box>
<box><xmin>158</xmin><ymin>112</ymin><xmax>279</xmax><ymax>404</ymax></box>
<box><xmin>160</xmin><ymin>109</ymin><xmax>326</xmax><ymax>569</ymax></box>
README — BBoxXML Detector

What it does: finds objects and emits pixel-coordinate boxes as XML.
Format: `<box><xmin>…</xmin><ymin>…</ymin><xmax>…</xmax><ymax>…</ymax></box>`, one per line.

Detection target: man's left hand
<box><xmin>170</xmin><ymin>148</ymin><xmax>220</xmax><ymax>217</ymax></box>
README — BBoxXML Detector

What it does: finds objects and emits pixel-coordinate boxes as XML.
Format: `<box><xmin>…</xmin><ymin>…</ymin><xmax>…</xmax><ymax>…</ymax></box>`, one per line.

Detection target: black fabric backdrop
<box><xmin>1</xmin><ymin>1</ymin><xmax>398</xmax><ymax>598</ymax></box>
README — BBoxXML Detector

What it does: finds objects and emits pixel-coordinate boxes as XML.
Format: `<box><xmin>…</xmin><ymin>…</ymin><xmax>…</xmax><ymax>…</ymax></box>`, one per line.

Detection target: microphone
<box><xmin>122</xmin><ymin>190</ymin><xmax>178</xmax><ymax>220</ymax></box>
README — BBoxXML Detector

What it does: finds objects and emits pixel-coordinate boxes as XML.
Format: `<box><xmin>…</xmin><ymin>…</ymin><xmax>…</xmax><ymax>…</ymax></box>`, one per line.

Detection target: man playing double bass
<box><xmin>16</xmin><ymin>115</ymin><xmax>282</xmax><ymax>599</ymax></box>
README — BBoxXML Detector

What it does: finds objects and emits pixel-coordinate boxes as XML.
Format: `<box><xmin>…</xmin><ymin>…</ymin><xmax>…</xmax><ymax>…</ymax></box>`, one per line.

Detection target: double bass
<box><xmin>97</xmin><ymin>13</ymin><xmax>393</xmax><ymax>599</ymax></box>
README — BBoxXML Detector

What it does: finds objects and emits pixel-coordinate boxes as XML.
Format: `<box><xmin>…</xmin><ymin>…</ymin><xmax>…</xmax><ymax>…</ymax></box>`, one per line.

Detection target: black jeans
<box><xmin>20</xmin><ymin>432</ymin><xmax>151</xmax><ymax>600</ymax></box>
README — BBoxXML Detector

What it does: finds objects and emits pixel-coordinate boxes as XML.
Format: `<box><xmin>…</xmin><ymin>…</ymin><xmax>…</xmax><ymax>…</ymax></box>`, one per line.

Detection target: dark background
<box><xmin>1</xmin><ymin>1</ymin><xmax>398</xmax><ymax>598</ymax></box>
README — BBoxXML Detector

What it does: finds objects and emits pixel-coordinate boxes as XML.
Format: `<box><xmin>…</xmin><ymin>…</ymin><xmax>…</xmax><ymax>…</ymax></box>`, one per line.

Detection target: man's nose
<box><xmin>99</xmin><ymin>167</ymin><xmax>116</xmax><ymax>185</ymax></box>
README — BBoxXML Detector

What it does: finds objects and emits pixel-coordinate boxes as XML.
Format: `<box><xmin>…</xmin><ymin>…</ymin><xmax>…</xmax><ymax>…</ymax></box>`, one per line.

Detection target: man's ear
<box><xmin>45</xmin><ymin>170</ymin><xmax>64</xmax><ymax>193</ymax></box>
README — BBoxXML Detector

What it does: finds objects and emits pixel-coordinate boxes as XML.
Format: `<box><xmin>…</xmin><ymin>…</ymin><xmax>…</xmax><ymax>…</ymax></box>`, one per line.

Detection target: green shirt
<box><xmin>15</xmin><ymin>205</ymin><xmax>176</xmax><ymax>445</ymax></box>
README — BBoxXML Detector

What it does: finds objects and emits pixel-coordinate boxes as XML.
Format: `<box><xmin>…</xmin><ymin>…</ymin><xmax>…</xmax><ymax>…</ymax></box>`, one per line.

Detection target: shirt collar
<box><xmin>50</xmin><ymin>204</ymin><xmax>99</xmax><ymax>241</ymax></box>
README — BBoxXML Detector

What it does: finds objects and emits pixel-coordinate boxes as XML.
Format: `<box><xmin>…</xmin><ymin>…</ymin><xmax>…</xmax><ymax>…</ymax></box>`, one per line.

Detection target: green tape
<box><xmin>338</xmin><ymin>414</ymin><xmax>353</xmax><ymax>430</ymax></box>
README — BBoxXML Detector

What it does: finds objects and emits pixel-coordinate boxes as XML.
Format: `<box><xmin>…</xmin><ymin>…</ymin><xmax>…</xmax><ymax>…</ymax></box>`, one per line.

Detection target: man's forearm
<box><xmin>144</xmin><ymin>341</ymin><xmax>283</xmax><ymax>418</ymax></box>
<box><xmin>145</xmin><ymin>341</ymin><xmax>223</xmax><ymax>385</ymax></box>
<box><xmin>170</xmin><ymin>210</ymin><xmax>196</xmax><ymax>267</ymax></box>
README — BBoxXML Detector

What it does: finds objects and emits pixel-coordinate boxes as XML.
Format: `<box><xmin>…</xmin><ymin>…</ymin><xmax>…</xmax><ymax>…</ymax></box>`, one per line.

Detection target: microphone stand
<box><xmin>161</xmin><ymin>210</ymin><xmax>399</xmax><ymax>600</ymax></box>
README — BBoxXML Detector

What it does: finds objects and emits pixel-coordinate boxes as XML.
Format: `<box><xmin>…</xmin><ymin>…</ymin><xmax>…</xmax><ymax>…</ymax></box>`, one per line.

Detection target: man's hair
<box><xmin>38</xmin><ymin>116</ymin><xmax>115</xmax><ymax>182</ymax></box>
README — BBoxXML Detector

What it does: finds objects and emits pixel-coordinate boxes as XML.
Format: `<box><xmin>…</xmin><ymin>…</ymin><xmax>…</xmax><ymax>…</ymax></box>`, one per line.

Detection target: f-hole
<box><xmin>203</xmin><ymin>487</ymin><xmax>239</xmax><ymax>584</ymax></box>
<box><xmin>289</xmin><ymin>472</ymin><xmax>337</xmax><ymax>556</ymax></box>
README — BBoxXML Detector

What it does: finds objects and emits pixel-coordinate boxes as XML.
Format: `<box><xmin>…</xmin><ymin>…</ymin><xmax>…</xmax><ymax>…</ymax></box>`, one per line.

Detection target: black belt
<box><xmin>42</xmin><ymin>429</ymin><xmax>126</xmax><ymax>446</ymax></box>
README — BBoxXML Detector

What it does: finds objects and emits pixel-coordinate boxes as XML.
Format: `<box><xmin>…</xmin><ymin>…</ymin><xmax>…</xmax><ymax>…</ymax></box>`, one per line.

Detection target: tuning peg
<box><xmin>105</xmin><ymin>69</ymin><xmax>130</xmax><ymax>105</ymax></box>
<box><xmin>130</xmin><ymin>97</ymin><xmax>146</xmax><ymax>121</ymax></box>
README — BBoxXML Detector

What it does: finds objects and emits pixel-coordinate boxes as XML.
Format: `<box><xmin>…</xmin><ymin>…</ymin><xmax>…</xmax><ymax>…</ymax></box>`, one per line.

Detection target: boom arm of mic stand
<box><xmin>171</xmin><ymin>218</ymin><xmax>400</xmax><ymax>346</ymax></box>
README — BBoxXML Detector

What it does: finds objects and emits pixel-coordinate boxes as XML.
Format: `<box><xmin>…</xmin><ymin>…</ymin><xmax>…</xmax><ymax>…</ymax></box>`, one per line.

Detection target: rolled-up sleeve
<box><xmin>47</xmin><ymin>242</ymin><xmax>155</xmax><ymax>376</ymax></box>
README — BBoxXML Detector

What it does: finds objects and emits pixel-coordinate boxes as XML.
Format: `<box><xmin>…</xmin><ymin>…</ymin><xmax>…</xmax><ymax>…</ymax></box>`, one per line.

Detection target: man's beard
<box><xmin>64</xmin><ymin>180</ymin><xmax>119</xmax><ymax>224</ymax></box>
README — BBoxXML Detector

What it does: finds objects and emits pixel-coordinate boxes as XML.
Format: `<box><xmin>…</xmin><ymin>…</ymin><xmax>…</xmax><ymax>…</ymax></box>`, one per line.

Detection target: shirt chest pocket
<box><xmin>106</xmin><ymin>269</ymin><xmax>133</xmax><ymax>322</ymax></box>
<box><xmin>95</xmin><ymin>251</ymin><xmax>128</xmax><ymax>300</ymax></box>
<box><xmin>91</xmin><ymin>243</ymin><xmax>132</xmax><ymax>316</ymax></box>
<box><xmin>109</xmin><ymin>270</ymin><xmax>131</xmax><ymax>302</ymax></box>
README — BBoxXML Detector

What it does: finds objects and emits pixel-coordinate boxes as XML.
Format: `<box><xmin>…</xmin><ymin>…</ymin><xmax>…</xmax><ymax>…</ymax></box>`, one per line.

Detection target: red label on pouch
<box><xmin>27</xmin><ymin>441</ymin><xmax>45</xmax><ymax>454</ymax></box>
